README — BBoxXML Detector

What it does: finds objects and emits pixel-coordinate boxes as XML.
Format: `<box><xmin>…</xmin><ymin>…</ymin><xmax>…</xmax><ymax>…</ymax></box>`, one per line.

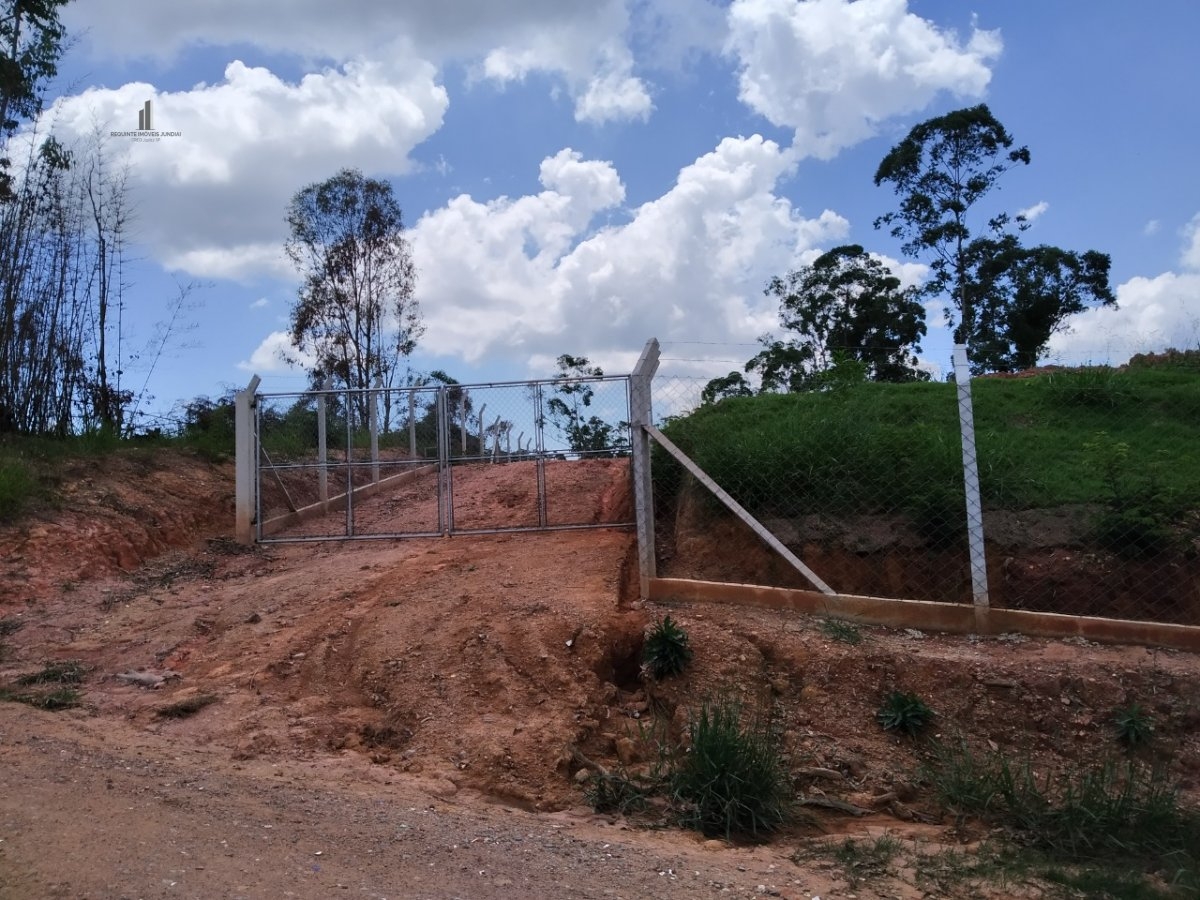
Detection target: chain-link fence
<box><xmin>648</xmin><ymin>349</ymin><xmax>1200</xmax><ymax>627</ymax></box>
<box><xmin>253</xmin><ymin>377</ymin><xmax>634</xmax><ymax>542</ymax></box>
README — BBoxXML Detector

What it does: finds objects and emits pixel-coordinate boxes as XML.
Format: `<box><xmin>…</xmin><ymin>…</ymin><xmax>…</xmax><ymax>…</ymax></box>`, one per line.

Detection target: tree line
<box><xmin>704</xmin><ymin>105</ymin><xmax>1116</xmax><ymax>403</ymax></box>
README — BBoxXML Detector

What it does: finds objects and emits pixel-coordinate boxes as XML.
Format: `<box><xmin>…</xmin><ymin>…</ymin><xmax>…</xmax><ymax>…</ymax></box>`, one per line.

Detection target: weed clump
<box><xmin>670</xmin><ymin>697</ymin><xmax>791</xmax><ymax>839</ymax></box>
<box><xmin>925</xmin><ymin>741</ymin><xmax>1200</xmax><ymax>888</ymax></box>
<box><xmin>642</xmin><ymin>616</ymin><xmax>693</xmax><ymax>679</ymax></box>
<box><xmin>877</xmin><ymin>690</ymin><xmax>934</xmax><ymax>736</ymax></box>
<box><xmin>820</xmin><ymin>617</ymin><xmax>863</xmax><ymax>645</ymax></box>
<box><xmin>1111</xmin><ymin>702</ymin><xmax>1154</xmax><ymax>747</ymax></box>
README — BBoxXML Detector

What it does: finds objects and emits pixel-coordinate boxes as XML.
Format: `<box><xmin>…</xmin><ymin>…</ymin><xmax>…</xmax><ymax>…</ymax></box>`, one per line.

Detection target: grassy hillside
<box><xmin>658</xmin><ymin>360</ymin><xmax>1200</xmax><ymax>553</ymax></box>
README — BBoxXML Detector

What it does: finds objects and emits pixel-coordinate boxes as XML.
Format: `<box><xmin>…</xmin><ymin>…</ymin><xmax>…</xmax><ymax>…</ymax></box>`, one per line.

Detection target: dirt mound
<box><xmin>1</xmin><ymin>449</ymin><xmax>1199</xmax><ymax>898</ymax></box>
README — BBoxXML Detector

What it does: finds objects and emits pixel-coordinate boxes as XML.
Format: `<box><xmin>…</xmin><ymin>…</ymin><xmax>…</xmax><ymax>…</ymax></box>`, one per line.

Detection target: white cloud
<box><xmin>238</xmin><ymin>330</ymin><xmax>309</xmax><ymax>373</ymax></box>
<box><xmin>1018</xmin><ymin>201</ymin><xmax>1049</xmax><ymax>223</ymax></box>
<box><xmin>725</xmin><ymin>0</ymin><xmax>1001</xmax><ymax>158</ymax></box>
<box><xmin>249</xmin><ymin>298</ymin><xmax>269</xmax><ymax>309</ymax></box>
<box><xmin>65</xmin><ymin>0</ymin><xmax>667</xmax><ymax>125</ymax></box>
<box><xmin>1181</xmin><ymin>213</ymin><xmax>1200</xmax><ymax>270</ymax></box>
<box><xmin>411</xmin><ymin>136</ymin><xmax>848</xmax><ymax>369</ymax></box>
<box><xmin>41</xmin><ymin>57</ymin><xmax>448</xmax><ymax>280</ymax></box>
<box><xmin>1046</xmin><ymin>272</ymin><xmax>1200</xmax><ymax>364</ymax></box>
<box><xmin>1143</xmin><ymin>219</ymin><xmax>1160</xmax><ymax>237</ymax></box>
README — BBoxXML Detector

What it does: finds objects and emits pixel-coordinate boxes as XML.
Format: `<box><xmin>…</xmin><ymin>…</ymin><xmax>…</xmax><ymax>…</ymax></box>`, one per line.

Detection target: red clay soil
<box><xmin>1</xmin><ymin>449</ymin><xmax>1198</xmax><ymax>899</ymax></box>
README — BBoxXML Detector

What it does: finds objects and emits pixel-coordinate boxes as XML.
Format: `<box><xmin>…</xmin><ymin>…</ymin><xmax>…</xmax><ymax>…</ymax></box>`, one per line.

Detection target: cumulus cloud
<box><xmin>1048</xmin><ymin>213</ymin><xmax>1200</xmax><ymax>364</ymax></box>
<box><xmin>411</xmin><ymin>137</ymin><xmax>848</xmax><ymax>370</ymax></box>
<box><xmin>41</xmin><ymin>57</ymin><xmax>447</xmax><ymax>280</ymax></box>
<box><xmin>64</xmin><ymin>0</ymin><xmax>672</xmax><ymax>125</ymax></box>
<box><xmin>1046</xmin><ymin>272</ymin><xmax>1200</xmax><ymax>365</ymax></box>
<box><xmin>238</xmin><ymin>330</ymin><xmax>308</xmax><ymax>373</ymax></box>
<box><xmin>725</xmin><ymin>0</ymin><xmax>1001</xmax><ymax>158</ymax></box>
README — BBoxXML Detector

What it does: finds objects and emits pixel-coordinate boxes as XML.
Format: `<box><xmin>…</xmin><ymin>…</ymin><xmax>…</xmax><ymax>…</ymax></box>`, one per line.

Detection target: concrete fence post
<box><xmin>953</xmin><ymin>344</ymin><xmax>990</xmax><ymax>630</ymax></box>
<box><xmin>234</xmin><ymin>374</ymin><xmax>262</xmax><ymax>545</ymax></box>
<box><xmin>630</xmin><ymin>338</ymin><xmax>661</xmax><ymax>600</ymax></box>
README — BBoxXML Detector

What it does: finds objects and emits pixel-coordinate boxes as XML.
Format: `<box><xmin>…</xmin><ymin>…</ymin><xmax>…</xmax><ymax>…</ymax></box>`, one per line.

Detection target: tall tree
<box><xmin>874</xmin><ymin>104</ymin><xmax>1114</xmax><ymax>369</ymax></box>
<box><xmin>746</xmin><ymin>244</ymin><xmax>928</xmax><ymax>391</ymax></box>
<box><xmin>873</xmin><ymin>104</ymin><xmax>1030</xmax><ymax>349</ymax></box>
<box><xmin>284</xmin><ymin>168</ymin><xmax>422</xmax><ymax>423</ymax></box>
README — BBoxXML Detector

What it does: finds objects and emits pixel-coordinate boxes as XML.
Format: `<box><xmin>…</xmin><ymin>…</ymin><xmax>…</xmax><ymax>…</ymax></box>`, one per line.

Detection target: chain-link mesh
<box><xmin>648</xmin><ymin>350</ymin><xmax>1200</xmax><ymax>627</ymax></box>
<box><xmin>255</xmin><ymin>377</ymin><xmax>634</xmax><ymax>540</ymax></box>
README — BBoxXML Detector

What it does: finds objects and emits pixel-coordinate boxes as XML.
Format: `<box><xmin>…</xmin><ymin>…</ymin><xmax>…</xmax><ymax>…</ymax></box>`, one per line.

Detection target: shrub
<box><xmin>642</xmin><ymin>616</ymin><xmax>693</xmax><ymax>679</ymax></box>
<box><xmin>670</xmin><ymin>697</ymin><xmax>791</xmax><ymax>839</ymax></box>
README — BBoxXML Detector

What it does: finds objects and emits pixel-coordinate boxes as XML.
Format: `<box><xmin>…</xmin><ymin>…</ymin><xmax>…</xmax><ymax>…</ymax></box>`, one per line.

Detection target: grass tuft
<box><xmin>925</xmin><ymin>741</ymin><xmax>1200</xmax><ymax>889</ymax></box>
<box><xmin>876</xmin><ymin>690</ymin><xmax>934</xmax><ymax>736</ymax></box>
<box><xmin>670</xmin><ymin>696</ymin><xmax>791</xmax><ymax>839</ymax></box>
<box><xmin>14</xmin><ymin>660</ymin><xmax>88</xmax><ymax>686</ymax></box>
<box><xmin>642</xmin><ymin>616</ymin><xmax>693</xmax><ymax>679</ymax></box>
<box><xmin>819</xmin><ymin>617</ymin><xmax>863</xmax><ymax>645</ymax></box>
<box><xmin>1112</xmin><ymin>702</ymin><xmax>1154</xmax><ymax>747</ymax></box>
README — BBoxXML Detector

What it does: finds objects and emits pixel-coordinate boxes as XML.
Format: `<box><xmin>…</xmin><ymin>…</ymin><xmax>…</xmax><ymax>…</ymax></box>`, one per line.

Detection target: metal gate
<box><xmin>251</xmin><ymin>376</ymin><xmax>634</xmax><ymax>543</ymax></box>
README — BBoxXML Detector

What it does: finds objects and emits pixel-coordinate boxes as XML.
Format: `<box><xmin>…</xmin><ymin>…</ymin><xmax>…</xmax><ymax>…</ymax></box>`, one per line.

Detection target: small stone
<box><xmin>573</xmin><ymin>768</ymin><xmax>591</xmax><ymax>785</ymax></box>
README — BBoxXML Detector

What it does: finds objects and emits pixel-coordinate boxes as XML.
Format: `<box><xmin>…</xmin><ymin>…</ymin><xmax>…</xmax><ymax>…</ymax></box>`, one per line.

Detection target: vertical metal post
<box><xmin>476</xmin><ymin>404</ymin><xmax>487</xmax><ymax>458</ymax></box>
<box><xmin>953</xmin><ymin>345</ymin><xmax>990</xmax><ymax>630</ymax></box>
<box><xmin>370</xmin><ymin>377</ymin><xmax>381</xmax><ymax>485</ymax></box>
<box><xmin>234</xmin><ymin>374</ymin><xmax>261</xmax><ymax>545</ymax></box>
<box><xmin>408</xmin><ymin>391</ymin><xmax>417</xmax><ymax>458</ymax></box>
<box><xmin>630</xmin><ymin>338</ymin><xmax>660</xmax><ymax>599</ymax></box>
<box><xmin>317</xmin><ymin>376</ymin><xmax>331</xmax><ymax>502</ymax></box>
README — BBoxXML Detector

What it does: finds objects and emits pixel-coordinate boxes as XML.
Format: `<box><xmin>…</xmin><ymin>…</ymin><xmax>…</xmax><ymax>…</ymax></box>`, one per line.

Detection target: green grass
<box><xmin>925</xmin><ymin>741</ymin><xmax>1200</xmax><ymax>893</ymax></box>
<box><xmin>658</xmin><ymin>366</ymin><xmax>1200</xmax><ymax>537</ymax></box>
<box><xmin>819</xmin><ymin>617</ymin><xmax>864</xmax><ymax>645</ymax></box>
<box><xmin>642</xmin><ymin>616</ymin><xmax>693</xmax><ymax>679</ymax></box>
<box><xmin>876</xmin><ymin>690</ymin><xmax>934</xmax><ymax>736</ymax></box>
<box><xmin>670</xmin><ymin>697</ymin><xmax>792</xmax><ymax>839</ymax></box>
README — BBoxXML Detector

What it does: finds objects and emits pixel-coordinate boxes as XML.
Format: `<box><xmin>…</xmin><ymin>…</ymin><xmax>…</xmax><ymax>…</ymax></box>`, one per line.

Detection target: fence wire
<box><xmin>254</xmin><ymin>377</ymin><xmax>634</xmax><ymax>541</ymax></box>
<box><xmin>649</xmin><ymin>350</ymin><xmax>1200</xmax><ymax>627</ymax></box>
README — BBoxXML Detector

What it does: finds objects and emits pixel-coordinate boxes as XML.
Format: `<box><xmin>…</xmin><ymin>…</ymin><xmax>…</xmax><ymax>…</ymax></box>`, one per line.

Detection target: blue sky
<box><xmin>31</xmin><ymin>0</ymin><xmax>1200</xmax><ymax>422</ymax></box>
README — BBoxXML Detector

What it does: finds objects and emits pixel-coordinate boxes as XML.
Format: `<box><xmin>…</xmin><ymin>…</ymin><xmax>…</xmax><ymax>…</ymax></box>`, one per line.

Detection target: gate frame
<box><xmin>237</xmin><ymin>375</ymin><xmax>636</xmax><ymax>544</ymax></box>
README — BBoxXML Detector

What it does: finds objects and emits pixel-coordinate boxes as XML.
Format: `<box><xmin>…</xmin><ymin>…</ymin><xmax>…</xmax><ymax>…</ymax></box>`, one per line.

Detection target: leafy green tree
<box><xmin>284</xmin><ymin>168</ymin><xmax>423</xmax><ymax>422</ymax></box>
<box><xmin>874</xmin><ymin>104</ymin><xmax>1114</xmax><ymax>370</ymax></box>
<box><xmin>965</xmin><ymin>237</ymin><xmax>1116</xmax><ymax>372</ymax></box>
<box><xmin>874</xmin><ymin>104</ymin><xmax>1030</xmax><ymax>349</ymax></box>
<box><xmin>545</xmin><ymin>354</ymin><xmax>625</xmax><ymax>454</ymax></box>
<box><xmin>747</xmin><ymin>244</ymin><xmax>928</xmax><ymax>391</ymax></box>
<box><xmin>700</xmin><ymin>371</ymin><xmax>753</xmax><ymax>405</ymax></box>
